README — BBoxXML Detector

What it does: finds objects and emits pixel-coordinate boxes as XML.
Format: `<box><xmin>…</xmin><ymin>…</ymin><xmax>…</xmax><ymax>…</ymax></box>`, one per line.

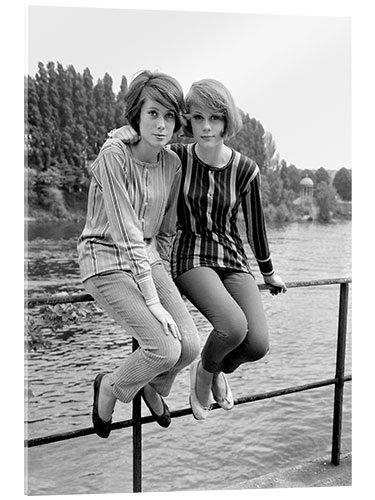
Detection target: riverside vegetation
<box><xmin>25</xmin><ymin>62</ymin><xmax>352</xmax><ymax>224</ymax></box>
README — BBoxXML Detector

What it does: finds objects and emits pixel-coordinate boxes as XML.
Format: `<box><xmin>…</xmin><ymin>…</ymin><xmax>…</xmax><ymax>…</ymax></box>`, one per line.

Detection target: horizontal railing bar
<box><xmin>25</xmin><ymin>374</ymin><xmax>352</xmax><ymax>448</ymax></box>
<box><xmin>25</xmin><ymin>292</ymin><xmax>94</xmax><ymax>307</ymax></box>
<box><xmin>25</xmin><ymin>277</ymin><xmax>351</xmax><ymax>306</ymax></box>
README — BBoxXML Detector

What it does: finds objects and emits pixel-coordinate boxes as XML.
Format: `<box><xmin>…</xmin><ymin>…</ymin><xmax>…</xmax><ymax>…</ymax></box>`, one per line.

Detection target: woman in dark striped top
<box><xmin>77</xmin><ymin>71</ymin><xmax>200</xmax><ymax>438</ymax></box>
<box><xmin>112</xmin><ymin>78</ymin><xmax>287</xmax><ymax>421</ymax></box>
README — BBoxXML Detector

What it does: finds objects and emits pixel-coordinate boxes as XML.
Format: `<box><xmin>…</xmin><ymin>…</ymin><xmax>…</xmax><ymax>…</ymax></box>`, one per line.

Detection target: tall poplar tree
<box><xmin>227</xmin><ymin>112</ymin><xmax>266</xmax><ymax>172</ymax></box>
<box><xmin>114</xmin><ymin>75</ymin><xmax>128</xmax><ymax>128</ymax></box>
<box><xmin>103</xmin><ymin>73</ymin><xmax>116</xmax><ymax>128</ymax></box>
<box><xmin>25</xmin><ymin>75</ymin><xmax>43</xmax><ymax>170</ymax></box>
<box><xmin>82</xmin><ymin>67</ymin><xmax>97</xmax><ymax>160</ymax></box>
<box><xmin>93</xmin><ymin>78</ymin><xmax>107</xmax><ymax>151</ymax></box>
<box><xmin>35</xmin><ymin>62</ymin><xmax>54</xmax><ymax>169</ymax></box>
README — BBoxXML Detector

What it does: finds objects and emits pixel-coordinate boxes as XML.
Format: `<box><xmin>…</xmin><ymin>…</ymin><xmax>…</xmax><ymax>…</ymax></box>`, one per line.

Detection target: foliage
<box><xmin>280</xmin><ymin>162</ymin><xmax>301</xmax><ymax>193</ymax></box>
<box><xmin>25</xmin><ymin>297</ymin><xmax>98</xmax><ymax>351</ymax></box>
<box><xmin>227</xmin><ymin>112</ymin><xmax>266</xmax><ymax>172</ymax></box>
<box><xmin>263</xmin><ymin>131</ymin><xmax>280</xmax><ymax>172</ymax></box>
<box><xmin>26</xmin><ymin>62</ymin><xmax>128</xmax><ymax>216</ymax></box>
<box><xmin>315</xmin><ymin>167</ymin><xmax>330</xmax><ymax>186</ymax></box>
<box><xmin>333</xmin><ymin>167</ymin><xmax>352</xmax><ymax>201</ymax></box>
<box><xmin>315</xmin><ymin>182</ymin><xmax>337</xmax><ymax>222</ymax></box>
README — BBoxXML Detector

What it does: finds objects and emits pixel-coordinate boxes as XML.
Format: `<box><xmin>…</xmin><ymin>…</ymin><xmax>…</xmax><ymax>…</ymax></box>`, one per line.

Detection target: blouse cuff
<box><xmin>135</xmin><ymin>273</ymin><xmax>160</xmax><ymax>306</ymax></box>
<box><xmin>257</xmin><ymin>256</ymin><xmax>274</xmax><ymax>277</ymax></box>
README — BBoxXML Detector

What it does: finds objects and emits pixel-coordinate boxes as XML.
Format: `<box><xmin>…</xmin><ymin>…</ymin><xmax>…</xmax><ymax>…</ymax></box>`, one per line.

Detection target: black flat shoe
<box><xmin>140</xmin><ymin>387</ymin><xmax>171</xmax><ymax>428</ymax></box>
<box><xmin>92</xmin><ymin>373</ymin><xmax>112</xmax><ymax>438</ymax></box>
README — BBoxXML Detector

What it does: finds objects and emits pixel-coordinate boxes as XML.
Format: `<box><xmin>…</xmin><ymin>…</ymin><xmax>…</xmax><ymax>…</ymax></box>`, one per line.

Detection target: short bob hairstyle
<box><xmin>183</xmin><ymin>79</ymin><xmax>243</xmax><ymax>139</ymax></box>
<box><xmin>124</xmin><ymin>70</ymin><xmax>185</xmax><ymax>135</ymax></box>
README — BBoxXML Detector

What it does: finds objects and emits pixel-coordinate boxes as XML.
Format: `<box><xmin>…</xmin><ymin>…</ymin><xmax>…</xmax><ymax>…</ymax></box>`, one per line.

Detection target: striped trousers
<box><xmin>83</xmin><ymin>263</ymin><xmax>201</xmax><ymax>403</ymax></box>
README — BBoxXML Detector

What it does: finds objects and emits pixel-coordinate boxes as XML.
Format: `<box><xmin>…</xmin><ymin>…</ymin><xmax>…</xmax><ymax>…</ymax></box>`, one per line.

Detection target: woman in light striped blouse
<box><xmin>113</xmin><ymin>78</ymin><xmax>287</xmax><ymax>421</ymax></box>
<box><xmin>77</xmin><ymin>71</ymin><xmax>200</xmax><ymax>438</ymax></box>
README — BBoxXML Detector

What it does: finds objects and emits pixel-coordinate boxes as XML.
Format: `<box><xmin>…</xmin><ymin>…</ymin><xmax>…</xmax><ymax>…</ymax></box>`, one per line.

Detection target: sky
<box><xmin>25</xmin><ymin>2</ymin><xmax>352</xmax><ymax>172</ymax></box>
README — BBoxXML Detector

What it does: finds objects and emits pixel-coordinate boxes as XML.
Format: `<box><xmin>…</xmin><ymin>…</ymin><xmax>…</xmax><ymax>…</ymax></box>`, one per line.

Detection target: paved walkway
<box><xmin>227</xmin><ymin>453</ymin><xmax>351</xmax><ymax>489</ymax></box>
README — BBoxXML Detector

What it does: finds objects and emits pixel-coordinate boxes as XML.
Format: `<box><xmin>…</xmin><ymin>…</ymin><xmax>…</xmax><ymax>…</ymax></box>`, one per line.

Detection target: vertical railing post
<box><xmin>132</xmin><ymin>339</ymin><xmax>142</xmax><ymax>492</ymax></box>
<box><xmin>331</xmin><ymin>282</ymin><xmax>349</xmax><ymax>465</ymax></box>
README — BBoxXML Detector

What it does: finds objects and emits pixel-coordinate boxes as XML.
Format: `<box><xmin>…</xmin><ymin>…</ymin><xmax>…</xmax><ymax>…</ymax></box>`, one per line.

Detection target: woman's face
<box><xmin>138</xmin><ymin>97</ymin><xmax>176</xmax><ymax>149</ymax></box>
<box><xmin>189</xmin><ymin>105</ymin><xmax>226</xmax><ymax>148</ymax></box>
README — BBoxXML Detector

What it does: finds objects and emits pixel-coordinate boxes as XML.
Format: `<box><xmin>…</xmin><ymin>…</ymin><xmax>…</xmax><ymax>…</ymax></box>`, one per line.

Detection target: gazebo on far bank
<box><xmin>292</xmin><ymin>176</ymin><xmax>317</xmax><ymax>218</ymax></box>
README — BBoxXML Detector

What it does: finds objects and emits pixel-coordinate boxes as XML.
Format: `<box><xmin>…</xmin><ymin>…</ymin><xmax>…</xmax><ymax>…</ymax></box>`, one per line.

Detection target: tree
<box><xmin>56</xmin><ymin>62</ymin><xmax>75</xmax><ymax>165</ymax></box>
<box><xmin>46</xmin><ymin>61</ymin><xmax>62</xmax><ymax>160</ymax></box>
<box><xmin>71</xmin><ymin>71</ymin><xmax>89</xmax><ymax>168</ymax></box>
<box><xmin>315</xmin><ymin>182</ymin><xmax>337</xmax><ymax>222</ymax></box>
<box><xmin>35</xmin><ymin>62</ymin><xmax>54</xmax><ymax>168</ymax></box>
<box><xmin>280</xmin><ymin>163</ymin><xmax>301</xmax><ymax>193</ymax></box>
<box><xmin>102</xmin><ymin>73</ymin><xmax>116</xmax><ymax>133</ymax></box>
<box><xmin>333</xmin><ymin>167</ymin><xmax>352</xmax><ymax>201</ymax></box>
<box><xmin>93</xmin><ymin>78</ymin><xmax>107</xmax><ymax>151</ymax></box>
<box><xmin>82</xmin><ymin>67</ymin><xmax>98</xmax><ymax>159</ymax></box>
<box><xmin>315</xmin><ymin>166</ymin><xmax>330</xmax><ymax>186</ymax></box>
<box><xmin>227</xmin><ymin>112</ymin><xmax>266</xmax><ymax>171</ymax></box>
<box><xmin>114</xmin><ymin>75</ymin><xmax>128</xmax><ymax>128</ymax></box>
<box><xmin>266</xmin><ymin>170</ymin><xmax>284</xmax><ymax>206</ymax></box>
<box><xmin>25</xmin><ymin>76</ymin><xmax>43</xmax><ymax>170</ymax></box>
<box><xmin>263</xmin><ymin>131</ymin><xmax>280</xmax><ymax>173</ymax></box>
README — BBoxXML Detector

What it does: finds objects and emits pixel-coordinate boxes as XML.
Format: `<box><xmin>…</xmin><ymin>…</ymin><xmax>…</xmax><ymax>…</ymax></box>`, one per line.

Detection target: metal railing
<box><xmin>25</xmin><ymin>277</ymin><xmax>352</xmax><ymax>493</ymax></box>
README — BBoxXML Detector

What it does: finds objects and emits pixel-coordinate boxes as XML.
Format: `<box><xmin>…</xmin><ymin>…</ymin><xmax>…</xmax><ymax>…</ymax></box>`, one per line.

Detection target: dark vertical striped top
<box><xmin>169</xmin><ymin>143</ymin><xmax>274</xmax><ymax>279</ymax></box>
<box><xmin>77</xmin><ymin>138</ymin><xmax>181</xmax><ymax>306</ymax></box>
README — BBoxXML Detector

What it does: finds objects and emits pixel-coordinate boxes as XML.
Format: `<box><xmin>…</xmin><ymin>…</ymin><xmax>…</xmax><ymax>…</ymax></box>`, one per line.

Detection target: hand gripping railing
<box><xmin>25</xmin><ymin>277</ymin><xmax>352</xmax><ymax>493</ymax></box>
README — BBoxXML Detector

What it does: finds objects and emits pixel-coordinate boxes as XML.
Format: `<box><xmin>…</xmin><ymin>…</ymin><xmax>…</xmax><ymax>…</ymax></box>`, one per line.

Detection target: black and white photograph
<box><xmin>19</xmin><ymin>0</ymin><xmax>364</xmax><ymax>498</ymax></box>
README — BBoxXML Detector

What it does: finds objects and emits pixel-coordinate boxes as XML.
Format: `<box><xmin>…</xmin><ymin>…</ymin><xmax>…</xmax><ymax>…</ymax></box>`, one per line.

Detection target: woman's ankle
<box><xmin>196</xmin><ymin>361</ymin><xmax>213</xmax><ymax>407</ymax></box>
<box><xmin>99</xmin><ymin>375</ymin><xmax>116</xmax><ymax>421</ymax></box>
<box><xmin>143</xmin><ymin>384</ymin><xmax>164</xmax><ymax>415</ymax></box>
<box><xmin>212</xmin><ymin>372</ymin><xmax>227</xmax><ymax>401</ymax></box>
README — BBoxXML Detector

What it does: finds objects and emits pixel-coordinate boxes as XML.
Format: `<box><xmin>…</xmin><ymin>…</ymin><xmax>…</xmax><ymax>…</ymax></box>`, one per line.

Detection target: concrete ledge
<box><xmin>226</xmin><ymin>453</ymin><xmax>352</xmax><ymax>490</ymax></box>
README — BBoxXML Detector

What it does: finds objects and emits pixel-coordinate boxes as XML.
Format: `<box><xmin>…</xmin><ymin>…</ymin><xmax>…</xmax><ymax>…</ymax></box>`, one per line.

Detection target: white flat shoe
<box><xmin>212</xmin><ymin>372</ymin><xmax>234</xmax><ymax>410</ymax></box>
<box><xmin>189</xmin><ymin>360</ymin><xmax>211</xmax><ymax>420</ymax></box>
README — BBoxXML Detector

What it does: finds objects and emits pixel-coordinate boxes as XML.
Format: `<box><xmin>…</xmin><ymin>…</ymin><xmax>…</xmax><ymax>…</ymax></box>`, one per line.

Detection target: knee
<box><xmin>216</xmin><ymin>314</ymin><xmax>248</xmax><ymax>347</ymax></box>
<box><xmin>246</xmin><ymin>335</ymin><xmax>270</xmax><ymax>362</ymax></box>
<box><xmin>181</xmin><ymin>333</ymin><xmax>201</xmax><ymax>365</ymax></box>
<box><xmin>148</xmin><ymin>337</ymin><xmax>182</xmax><ymax>371</ymax></box>
<box><xmin>183</xmin><ymin>324</ymin><xmax>201</xmax><ymax>353</ymax></box>
<box><xmin>250</xmin><ymin>341</ymin><xmax>269</xmax><ymax>361</ymax></box>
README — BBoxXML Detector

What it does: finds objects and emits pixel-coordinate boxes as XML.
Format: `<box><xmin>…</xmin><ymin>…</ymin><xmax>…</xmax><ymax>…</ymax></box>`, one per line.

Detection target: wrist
<box><xmin>263</xmin><ymin>272</ymin><xmax>275</xmax><ymax>280</ymax></box>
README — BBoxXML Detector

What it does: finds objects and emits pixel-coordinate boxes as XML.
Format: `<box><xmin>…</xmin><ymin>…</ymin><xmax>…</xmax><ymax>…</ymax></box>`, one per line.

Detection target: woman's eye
<box><xmin>192</xmin><ymin>115</ymin><xmax>203</xmax><ymax>121</ymax></box>
<box><xmin>166</xmin><ymin>113</ymin><xmax>175</xmax><ymax>120</ymax></box>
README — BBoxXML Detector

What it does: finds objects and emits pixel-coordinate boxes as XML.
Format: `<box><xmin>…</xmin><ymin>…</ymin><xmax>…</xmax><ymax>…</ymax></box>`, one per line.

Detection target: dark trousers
<box><xmin>175</xmin><ymin>267</ymin><xmax>269</xmax><ymax>373</ymax></box>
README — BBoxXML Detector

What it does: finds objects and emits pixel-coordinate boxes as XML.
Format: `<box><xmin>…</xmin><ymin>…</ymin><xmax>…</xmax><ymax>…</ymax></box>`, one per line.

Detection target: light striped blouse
<box><xmin>77</xmin><ymin>138</ymin><xmax>181</xmax><ymax>306</ymax></box>
<box><xmin>169</xmin><ymin>143</ymin><xmax>274</xmax><ymax>279</ymax></box>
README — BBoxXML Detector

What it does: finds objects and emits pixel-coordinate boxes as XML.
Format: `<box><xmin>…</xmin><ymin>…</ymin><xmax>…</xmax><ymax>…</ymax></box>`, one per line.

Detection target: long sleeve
<box><xmin>92</xmin><ymin>144</ymin><xmax>160</xmax><ymax>305</ymax></box>
<box><xmin>156</xmin><ymin>163</ymin><xmax>181</xmax><ymax>263</ymax></box>
<box><xmin>241</xmin><ymin>170</ymin><xmax>274</xmax><ymax>277</ymax></box>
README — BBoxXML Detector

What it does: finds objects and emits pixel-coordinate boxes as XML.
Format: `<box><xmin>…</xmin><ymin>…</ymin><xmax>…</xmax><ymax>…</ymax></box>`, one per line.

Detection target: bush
<box><xmin>274</xmin><ymin>203</ymin><xmax>292</xmax><ymax>223</ymax></box>
<box><xmin>38</xmin><ymin>186</ymin><xmax>70</xmax><ymax>218</ymax></box>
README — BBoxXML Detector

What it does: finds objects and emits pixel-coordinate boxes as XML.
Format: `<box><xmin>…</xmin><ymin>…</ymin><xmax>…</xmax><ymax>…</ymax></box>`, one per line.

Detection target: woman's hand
<box><xmin>264</xmin><ymin>274</ymin><xmax>287</xmax><ymax>295</ymax></box>
<box><xmin>110</xmin><ymin>125</ymin><xmax>140</xmax><ymax>144</ymax></box>
<box><xmin>148</xmin><ymin>303</ymin><xmax>181</xmax><ymax>341</ymax></box>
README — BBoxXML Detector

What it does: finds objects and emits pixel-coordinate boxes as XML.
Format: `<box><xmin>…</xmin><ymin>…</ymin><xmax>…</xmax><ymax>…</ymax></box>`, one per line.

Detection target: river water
<box><xmin>25</xmin><ymin>219</ymin><xmax>352</xmax><ymax>495</ymax></box>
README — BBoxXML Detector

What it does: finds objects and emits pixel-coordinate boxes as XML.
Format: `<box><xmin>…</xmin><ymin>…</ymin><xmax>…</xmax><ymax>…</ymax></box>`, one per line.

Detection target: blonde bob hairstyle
<box><xmin>124</xmin><ymin>70</ymin><xmax>185</xmax><ymax>135</ymax></box>
<box><xmin>183</xmin><ymin>78</ymin><xmax>243</xmax><ymax>139</ymax></box>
